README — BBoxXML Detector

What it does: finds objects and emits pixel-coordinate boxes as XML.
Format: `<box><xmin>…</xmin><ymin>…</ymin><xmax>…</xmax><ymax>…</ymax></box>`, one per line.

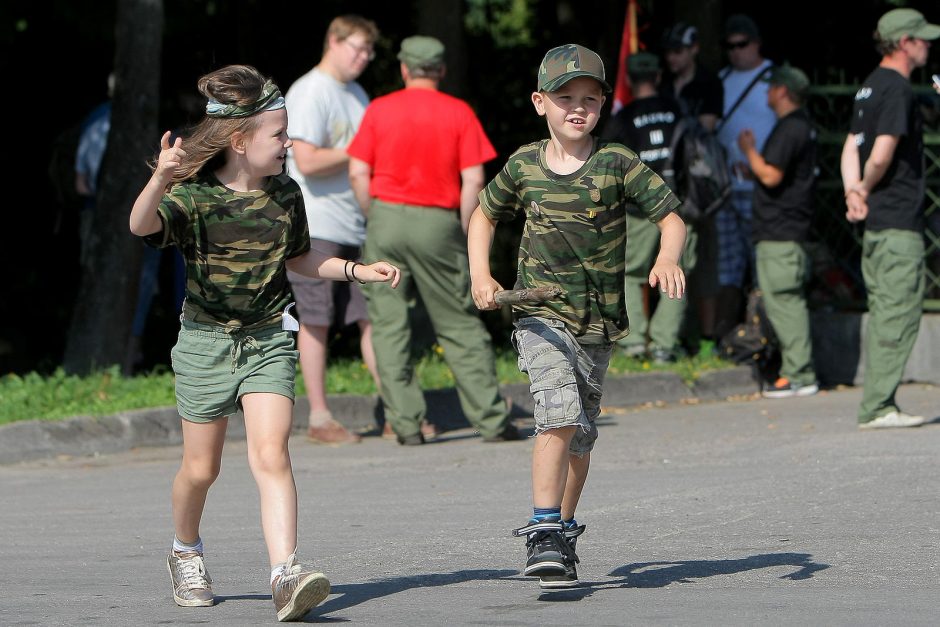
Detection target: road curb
<box><xmin>0</xmin><ymin>366</ymin><xmax>757</xmax><ymax>465</ymax></box>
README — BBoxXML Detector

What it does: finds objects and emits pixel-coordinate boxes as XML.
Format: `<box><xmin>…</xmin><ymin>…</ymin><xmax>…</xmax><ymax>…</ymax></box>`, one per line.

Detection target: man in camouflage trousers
<box><xmin>468</xmin><ymin>44</ymin><xmax>686</xmax><ymax>589</ymax></box>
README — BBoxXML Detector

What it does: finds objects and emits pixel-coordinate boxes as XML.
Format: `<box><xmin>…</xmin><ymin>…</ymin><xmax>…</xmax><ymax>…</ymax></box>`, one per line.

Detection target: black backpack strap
<box><xmin>716</xmin><ymin>63</ymin><xmax>773</xmax><ymax>134</ymax></box>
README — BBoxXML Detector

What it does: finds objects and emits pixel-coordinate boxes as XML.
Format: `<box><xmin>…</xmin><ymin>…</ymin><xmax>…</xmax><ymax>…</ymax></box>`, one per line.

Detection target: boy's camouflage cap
<box><xmin>537</xmin><ymin>44</ymin><xmax>612</xmax><ymax>93</ymax></box>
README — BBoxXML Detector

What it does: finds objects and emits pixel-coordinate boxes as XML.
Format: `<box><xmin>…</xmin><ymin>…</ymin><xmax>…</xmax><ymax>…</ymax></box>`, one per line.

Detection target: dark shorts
<box><xmin>171</xmin><ymin>320</ymin><xmax>298</xmax><ymax>423</ymax></box>
<box><xmin>287</xmin><ymin>238</ymin><xmax>369</xmax><ymax>328</ymax></box>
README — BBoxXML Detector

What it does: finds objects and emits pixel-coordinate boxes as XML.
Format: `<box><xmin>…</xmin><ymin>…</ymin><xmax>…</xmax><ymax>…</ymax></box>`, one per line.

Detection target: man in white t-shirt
<box><xmin>285</xmin><ymin>15</ymin><xmax>379</xmax><ymax>445</ymax></box>
<box><xmin>714</xmin><ymin>13</ymin><xmax>776</xmax><ymax>341</ymax></box>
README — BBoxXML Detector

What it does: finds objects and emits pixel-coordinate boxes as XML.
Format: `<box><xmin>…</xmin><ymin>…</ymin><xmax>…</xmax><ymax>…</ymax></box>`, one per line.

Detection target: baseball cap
<box><xmin>628</xmin><ymin>52</ymin><xmax>661</xmax><ymax>74</ymax></box>
<box><xmin>724</xmin><ymin>14</ymin><xmax>760</xmax><ymax>40</ymax></box>
<box><xmin>876</xmin><ymin>8</ymin><xmax>940</xmax><ymax>42</ymax></box>
<box><xmin>766</xmin><ymin>65</ymin><xmax>810</xmax><ymax>97</ymax></box>
<box><xmin>537</xmin><ymin>44</ymin><xmax>612</xmax><ymax>93</ymax></box>
<box><xmin>663</xmin><ymin>22</ymin><xmax>698</xmax><ymax>49</ymax></box>
<box><xmin>398</xmin><ymin>36</ymin><xmax>445</xmax><ymax>68</ymax></box>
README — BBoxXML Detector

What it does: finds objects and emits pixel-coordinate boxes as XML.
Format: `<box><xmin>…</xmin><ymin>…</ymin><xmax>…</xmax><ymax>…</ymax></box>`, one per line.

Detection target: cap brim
<box><xmin>913</xmin><ymin>23</ymin><xmax>940</xmax><ymax>40</ymax></box>
<box><xmin>540</xmin><ymin>71</ymin><xmax>612</xmax><ymax>93</ymax></box>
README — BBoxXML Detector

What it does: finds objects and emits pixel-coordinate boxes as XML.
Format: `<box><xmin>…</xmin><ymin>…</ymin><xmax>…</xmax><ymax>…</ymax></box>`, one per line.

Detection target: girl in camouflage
<box><xmin>129</xmin><ymin>64</ymin><xmax>400</xmax><ymax>621</ymax></box>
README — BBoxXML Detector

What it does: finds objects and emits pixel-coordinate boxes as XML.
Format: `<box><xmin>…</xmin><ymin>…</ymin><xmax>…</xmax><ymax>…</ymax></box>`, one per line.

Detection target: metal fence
<box><xmin>806</xmin><ymin>83</ymin><xmax>940</xmax><ymax>311</ymax></box>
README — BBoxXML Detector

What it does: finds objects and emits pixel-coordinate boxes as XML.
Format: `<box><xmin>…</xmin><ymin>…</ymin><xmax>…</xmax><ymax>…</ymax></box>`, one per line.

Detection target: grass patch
<box><xmin>0</xmin><ymin>345</ymin><xmax>732</xmax><ymax>425</ymax></box>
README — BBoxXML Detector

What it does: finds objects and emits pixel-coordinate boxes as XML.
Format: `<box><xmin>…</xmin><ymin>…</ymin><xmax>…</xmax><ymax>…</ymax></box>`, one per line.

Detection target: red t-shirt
<box><xmin>347</xmin><ymin>87</ymin><xmax>496</xmax><ymax>209</ymax></box>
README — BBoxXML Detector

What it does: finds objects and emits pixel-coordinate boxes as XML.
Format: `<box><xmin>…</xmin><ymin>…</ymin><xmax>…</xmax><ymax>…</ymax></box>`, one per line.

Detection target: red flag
<box><xmin>612</xmin><ymin>0</ymin><xmax>639</xmax><ymax>113</ymax></box>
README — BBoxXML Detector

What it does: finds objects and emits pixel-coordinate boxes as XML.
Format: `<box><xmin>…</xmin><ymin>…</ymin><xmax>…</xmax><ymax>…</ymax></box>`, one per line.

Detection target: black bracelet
<box><xmin>350</xmin><ymin>262</ymin><xmax>366</xmax><ymax>284</ymax></box>
<box><xmin>343</xmin><ymin>259</ymin><xmax>354</xmax><ymax>282</ymax></box>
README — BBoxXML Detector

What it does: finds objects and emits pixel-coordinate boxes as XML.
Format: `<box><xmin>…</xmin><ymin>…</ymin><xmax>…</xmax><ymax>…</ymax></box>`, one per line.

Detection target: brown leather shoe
<box><xmin>420</xmin><ymin>419</ymin><xmax>439</xmax><ymax>442</ymax></box>
<box><xmin>272</xmin><ymin>554</ymin><xmax>330</xmax><ymax>621</ymax></box>
<box><xmin>306</xmin><ymin>418</ymin><xmax>362</xmax><ymax>445</ymax></box>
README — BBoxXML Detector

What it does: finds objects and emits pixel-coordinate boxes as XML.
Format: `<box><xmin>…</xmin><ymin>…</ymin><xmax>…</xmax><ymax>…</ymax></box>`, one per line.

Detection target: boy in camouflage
<box><xmin>129</xmin><ymin>65</ymin><xmax>400</xmax><ymax>620</ymax></box>
<box><xmin>468</xmin><ymin>45</ymin><xmax>686</xmax><ymax>588</ymax></box>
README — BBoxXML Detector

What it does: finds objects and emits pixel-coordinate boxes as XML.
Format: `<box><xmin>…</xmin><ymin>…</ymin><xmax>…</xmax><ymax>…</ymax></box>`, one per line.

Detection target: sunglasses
<box><xmin>724</xmin><ymin>39</ymin><xmax>751</xmax><ymax>50</ymax></box>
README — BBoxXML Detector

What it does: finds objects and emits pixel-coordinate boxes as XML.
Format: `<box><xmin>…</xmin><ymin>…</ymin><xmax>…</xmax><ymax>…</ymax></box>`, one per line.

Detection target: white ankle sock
<box><xmin>270</xmin><ymin>563</ymin><xmax>287</xmax><ymax>585</ymax></box>
<box><xmin>173</xmin><ymin>536</ymin><xmax>203</xmax><ymax>555</ymax></box>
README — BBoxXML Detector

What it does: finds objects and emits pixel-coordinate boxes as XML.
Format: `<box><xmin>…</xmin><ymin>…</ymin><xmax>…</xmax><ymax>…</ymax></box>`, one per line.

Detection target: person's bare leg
<box><xmin>561</xmin><ymin>452</ymin><xmax>590</xmax><ymax>521</ymax></box>
<box><xmin>357</xmin><ymin>319</ymin><xmax>380</xmax><ymax>390</ymax></box>
<box><xmin>172</xmin><ymin>417</ymin><xmax>228</xmax><ymax>543</ymax></box>
<box><xmin>297</xmin><ymin>323</ymin><xmax>330</xmax><ymax>420</ymax></box>
<box><xmin>242</xmin><ymin>393</ymin><xmax>297</xmax><ymax>566</ymax></box>
<box><xmin>532</xmin><ymin>426</ymin><xmax>577</xmax><ymax>508</ymax></box>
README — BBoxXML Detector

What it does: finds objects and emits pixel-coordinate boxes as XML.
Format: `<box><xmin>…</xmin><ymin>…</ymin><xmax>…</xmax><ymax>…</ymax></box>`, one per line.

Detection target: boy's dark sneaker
<box><xmin>762</xmin><ymin>377</ymin><xmax>819</xmax><ymax>399</ymax></box>
<box><xmin>539</xmin><ymin>524</ymin><xmax>585</xmax><ymax>589</ymax></box>
<box><xmin>512</xmin><ymin>520</ymin><xmax>575</xmax><ymax>576</ymax></box>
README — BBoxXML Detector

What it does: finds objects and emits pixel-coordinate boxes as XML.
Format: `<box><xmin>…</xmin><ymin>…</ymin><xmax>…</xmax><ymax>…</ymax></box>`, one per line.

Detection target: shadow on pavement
<box><xmin>315</xmin><ymin>569</ymin><xmax>517</xmax><ymax>616</ymax></box>
<box><xmin>608</xmin><ymin>552</ymin><xmax>830</xmax><ymax>587</ymax></box>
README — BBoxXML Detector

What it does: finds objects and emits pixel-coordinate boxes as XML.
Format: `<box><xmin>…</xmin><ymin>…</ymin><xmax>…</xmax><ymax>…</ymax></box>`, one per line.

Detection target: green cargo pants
<box><xmin>363</xmin><ymin>200</ymin><xmax>509</xmax><ymax>439</ymax></box>
<box><xmin>620</xmin><ymin>214</ymin><xmax>696</xmax><ymax>352</ymax></box>
<box><xmin>755</xmin><ymin>240</ymin><xmax>816</xmax><ymax>386</ymax></box>
<box><xmin>858</xmin><ymin>229</ymin><xmax>925</xmax><ymax>423</ymax></box>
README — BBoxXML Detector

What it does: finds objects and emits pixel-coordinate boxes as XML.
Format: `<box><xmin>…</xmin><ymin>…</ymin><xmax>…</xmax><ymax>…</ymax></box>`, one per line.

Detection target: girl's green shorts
<box><xmin>171</xmin><ymin>320</ymin><xmax>298</xmax><ymax>423</ymax></box>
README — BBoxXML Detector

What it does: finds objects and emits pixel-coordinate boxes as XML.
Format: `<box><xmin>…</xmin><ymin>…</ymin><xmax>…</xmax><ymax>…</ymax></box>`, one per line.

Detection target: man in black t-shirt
<box><xmin>603</xmin><ymin>52</ymin><xmax>691</xmax><ymax>363</ymax></box>
<box><xmin>840</xmin><ymin>8</ymin><xmax>939</xmax><ymax>429</ymax></box>
<box><xmin>660</xmin><ymin>22</ymin><xmax>724</xmax><ymax>348</ymax></box>
<box><xmin>738</xmin><ymin>65</ymin><xmax>818</xmax><ymax>399</ymax></box>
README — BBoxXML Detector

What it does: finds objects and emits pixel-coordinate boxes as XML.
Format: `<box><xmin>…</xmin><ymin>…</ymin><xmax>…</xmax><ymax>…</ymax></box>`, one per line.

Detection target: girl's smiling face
<box><xmin>243</xmin><ymin>108</ymin><xmax>292</xmax><ymax>178</ymax></box>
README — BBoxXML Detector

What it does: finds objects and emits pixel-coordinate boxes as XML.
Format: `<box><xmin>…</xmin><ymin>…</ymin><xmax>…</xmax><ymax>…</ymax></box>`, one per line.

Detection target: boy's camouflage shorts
<box><xmin>171</xmin><ymin>320</ymin><xmax>298</xmax><ymax>423</ymax></box>
<box><xmin>512</xmin><ymin>316</ymin><xmax>612</xmax><ymax>456</ymax></box>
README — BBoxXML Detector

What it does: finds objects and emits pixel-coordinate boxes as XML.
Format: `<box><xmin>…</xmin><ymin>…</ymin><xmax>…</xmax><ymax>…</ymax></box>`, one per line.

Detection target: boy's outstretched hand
<box><xmin>471</xmin><ymin>275</ymin><xmax>504</xmax><ymax>310</ymax></box>
<box><xmin>356</xmin><ymin>262</ymin><xmax>402</xmax><ymax>288</ymax></box>
<box><xmin>649</xmin><ymin>262</ymin><xmax>686</xmax><ymax>300</ymax></box>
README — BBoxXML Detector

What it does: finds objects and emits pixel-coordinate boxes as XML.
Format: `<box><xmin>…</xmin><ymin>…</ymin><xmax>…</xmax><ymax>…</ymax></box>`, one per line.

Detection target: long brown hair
<box><xmin>163</xmin><ymin>65</ymin><xmax>272</xmax><ymax>183</ymax></box>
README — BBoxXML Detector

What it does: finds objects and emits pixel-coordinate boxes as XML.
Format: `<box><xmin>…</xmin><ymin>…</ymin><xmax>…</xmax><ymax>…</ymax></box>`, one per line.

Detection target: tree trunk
<box><xmin>416</xmin><ymin>0</ymin><xmax>469</xmax><ymax>99</ymax></box>
<box><xmin>62</xmin><ymin>0</ymin><xmax>163</xmax><ymax>375</ymax></box>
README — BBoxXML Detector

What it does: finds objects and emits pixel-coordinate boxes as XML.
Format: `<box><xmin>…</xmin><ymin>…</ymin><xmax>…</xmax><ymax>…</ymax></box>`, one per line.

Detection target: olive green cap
<box><xmin>877</xmin><ymin>8</ymin><xmax>940</xmax><ymax>42</ymax></box>
<box><xmin>766</xmin><ymin>64</ymin><xmax>810</xmax><ymax>97</ymax></box>
<box><xmin>398</xmin><ymin>36</ymin><xmax>445</xmax><ymax>68</ymax></box>
<box><xmin>537</xmin><ymin>44</ymin><xmax>612</xmax><ymax>93</ymax></box>
<box><xmin>628</xmin><ymin>52</ymin><xmax>660</xmax><ymax>75</ymax></box>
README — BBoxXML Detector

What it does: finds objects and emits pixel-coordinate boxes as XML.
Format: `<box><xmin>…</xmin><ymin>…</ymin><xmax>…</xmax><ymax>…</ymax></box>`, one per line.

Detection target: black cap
<box><xmin>663</xmin><ymin>22</ymin><xmax>698</xmax><ymax>50</ymax></box>
<box><xmin>724</xmin><ymin>14</ymin><xmax>760</xmax><ymax>40</ymax></box>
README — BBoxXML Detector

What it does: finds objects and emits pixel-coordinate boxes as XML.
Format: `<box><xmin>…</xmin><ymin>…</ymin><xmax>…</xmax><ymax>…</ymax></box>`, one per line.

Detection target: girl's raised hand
<box><xmin>155</xmin><ymin>130</ymin><xmax>186</xmax><ymax>181</ymax></box>
<box><xmin>356</xmin><ymin>261</ymin><xmax>402</xmax><ymax>288</ymax></box>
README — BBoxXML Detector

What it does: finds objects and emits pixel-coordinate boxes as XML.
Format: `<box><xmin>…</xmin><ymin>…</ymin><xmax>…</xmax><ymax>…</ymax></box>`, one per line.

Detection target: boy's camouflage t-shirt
<box><xmin>146</xmin><ymin>172</ymin><xmax>311</xmax><ymax>328</ymax></box>
<box><xmin>479</xmin><ymin>139</ymin><xmax>679</xmax><ymax>343</ymax></box>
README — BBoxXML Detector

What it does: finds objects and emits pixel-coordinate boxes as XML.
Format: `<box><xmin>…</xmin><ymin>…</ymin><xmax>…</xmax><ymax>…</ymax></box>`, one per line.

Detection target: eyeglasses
<box><xmin>724</xmin><ymin>39</ymin><xmax>751</xmax><ymax>50</ymax></box>
<box><xmin>343</xmin><ymin>39</ymin><xmax>376</xmax><ymax>61</ymax></box>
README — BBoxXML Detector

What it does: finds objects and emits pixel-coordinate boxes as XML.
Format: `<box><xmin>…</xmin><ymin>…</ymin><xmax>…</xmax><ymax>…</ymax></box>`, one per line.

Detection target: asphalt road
<box><xmin>1</xmin><ymin>383</ymin><xmax>938</xmax><ymax>626</ymax></box>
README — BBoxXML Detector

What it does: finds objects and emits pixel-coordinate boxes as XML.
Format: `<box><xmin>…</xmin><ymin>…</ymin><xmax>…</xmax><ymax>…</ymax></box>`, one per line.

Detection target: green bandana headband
<box><xmin>205</xmin><ymin>80</ymin><xmax>285</xmax><ymax>118</ymax></box>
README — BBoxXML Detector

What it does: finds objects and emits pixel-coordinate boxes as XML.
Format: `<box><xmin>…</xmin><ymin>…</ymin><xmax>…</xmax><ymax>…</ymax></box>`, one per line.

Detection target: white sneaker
<box><xmin>858</xmin><ymin>411</ymin><xmax>925</xmax><ymax>430</ymax></box>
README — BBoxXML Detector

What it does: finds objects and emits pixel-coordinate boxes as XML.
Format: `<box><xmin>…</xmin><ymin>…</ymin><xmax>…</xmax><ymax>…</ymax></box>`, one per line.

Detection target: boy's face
<box><xmin>532</xmin><ymin>77</ymin><xmax>606</xmax><ymax>142</ymax></box>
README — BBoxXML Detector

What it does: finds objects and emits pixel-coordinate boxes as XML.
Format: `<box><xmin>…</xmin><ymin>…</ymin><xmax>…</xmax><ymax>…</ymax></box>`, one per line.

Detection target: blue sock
<box><xmin>562</xmin><ymin>518</ymin><xmax>578</xmax><ymax>530</ymax></box>
<box><xmin>531</xmin><ymin>506</ymin><xmax>561</xmax><ymax>523</ymax></box>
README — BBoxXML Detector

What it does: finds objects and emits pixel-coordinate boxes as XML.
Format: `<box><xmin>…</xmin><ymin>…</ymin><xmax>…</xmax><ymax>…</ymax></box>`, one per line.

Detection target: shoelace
<box><xmin>177</xmin><ymin>554</ymin><xmax>211</xmax><ymax>589</ymax></box>
<box><xmin>515</xmin><ymin>527</ymin><xmax>580</xmax><ymax>565</ymax></box>
<box><xmin>276</xmin><ymin>554</ymin><xmax>303</xmax><ymax>589</ymax></box>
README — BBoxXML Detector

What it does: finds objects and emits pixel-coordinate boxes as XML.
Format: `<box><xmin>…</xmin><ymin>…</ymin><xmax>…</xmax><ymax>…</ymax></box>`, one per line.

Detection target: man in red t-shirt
<box><xmin>347</xmin><ymin>35</ymin><xmax>517</xmax><ymax>445</ymax></box>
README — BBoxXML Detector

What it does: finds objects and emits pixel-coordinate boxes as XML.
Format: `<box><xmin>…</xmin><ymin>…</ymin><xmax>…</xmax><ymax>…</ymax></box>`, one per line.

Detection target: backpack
<box><xmin>718</xmin><ymin>288</ymin><xmax>780</xmax><ymax>381</ymax></box>
<box><xmin>662</xmin><ymin>116</ymin><xmax>732</xmax><ymax>224</ymax></box>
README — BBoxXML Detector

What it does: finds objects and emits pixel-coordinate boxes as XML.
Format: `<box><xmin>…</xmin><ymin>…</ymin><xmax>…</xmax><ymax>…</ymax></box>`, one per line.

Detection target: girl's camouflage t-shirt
<box><xmin>146</xmin><ymin>172</ymin><xmax>311</xmax><ymax>328</ymax></box>
<box><xmin>479</xmin><ymin>139</ymin><xmax>679</xmax><ymax>343</ymax></box>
